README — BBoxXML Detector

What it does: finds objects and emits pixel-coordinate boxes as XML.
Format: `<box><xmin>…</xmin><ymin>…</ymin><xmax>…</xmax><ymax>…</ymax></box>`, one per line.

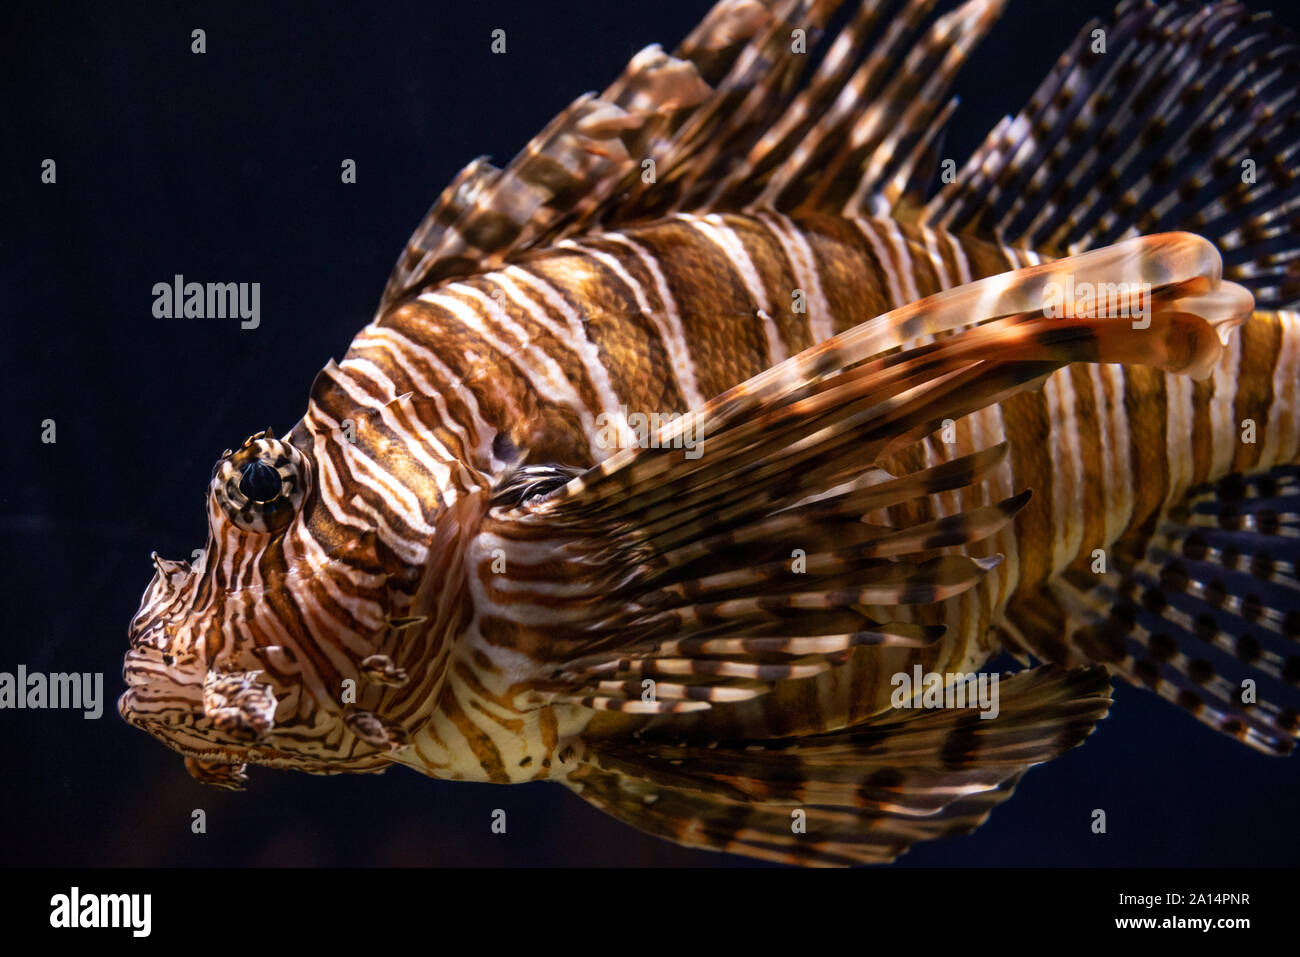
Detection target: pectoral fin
<box><xmin>470</xmin><ymin>233</ymin><xmax>1250</xmax><ymax>714</ymax></box>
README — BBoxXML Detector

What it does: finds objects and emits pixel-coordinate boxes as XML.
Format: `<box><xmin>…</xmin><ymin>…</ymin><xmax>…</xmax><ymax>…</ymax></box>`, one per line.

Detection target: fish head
<box><xmin>119</xmin><ymin>426</ymin><xmax>402</xmax><ymax>788</ymax></box>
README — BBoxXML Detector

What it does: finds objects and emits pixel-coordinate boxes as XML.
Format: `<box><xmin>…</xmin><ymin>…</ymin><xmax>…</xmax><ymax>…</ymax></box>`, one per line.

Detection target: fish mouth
<box><xmin>134</xmin><ymin>719</ymin><xmax>317</xmax><ymax>771</ymax></box>
<box><xmin>120</xmin><ymin>700</ymin><xmax>341</xmax><ymax>772</ymax></box>
<box><xmin>118</xmin><ymin>691</ymin><xmax>269</xmax><ymax>765</ymax></box>
<box><xmin>122</xmin><ymin>710</ymin><xmax>245</xmax><ymax>762</ymax></box>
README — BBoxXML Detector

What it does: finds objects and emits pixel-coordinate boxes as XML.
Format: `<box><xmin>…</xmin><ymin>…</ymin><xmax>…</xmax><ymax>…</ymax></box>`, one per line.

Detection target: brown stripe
<box><xmin>1067</xmin><ymin>364</ymin><xmax>1107</xmax><ymax>574</ymax></box>
<box><xmin>1001</xmin><ymin>389</ymin><xmax>1054</xmax><ymax>588</ymax></box>
<box><xmin>896</xmin><ymin>222</ymin><xmax>945</xmax><ymax>298</ymax></box>
<box><xmin>1005</xmin><ymin>587</ymin><xmax>1072</xmax><ymax>665</ymax></box>
<box><xmin>471</xmin><ymin>273</ymin><xmax>608</xmax><ymax>429</ymax></box>
<box><xmin>955</xmin><ymin>232</ymin><xmax>1020</xmax><ymax>282</ymax></box>
<box><xmin>800</xmin><ymin>214</ymin><xmax>899</xmax><ymax>332</ymax></box>
<box><xmin>440</xmin><ymin>685</ymin><xmax>510</xmax><ymax>784</ymax></box>
<box><xmin>378</xmin><ymin>299</ymin><xmax>566</xmax><ymax>460</ymax></box>
<box><xmin>1118</xmin><ymin>365</ymin><xmax>1170</xmax><ymax>545</ymax></box>
<box><xmin>521</xmin><ymin>247</ymin><xmax>690</xmax><ymax>414</ymax></box>
<box><xmin>533</xmin><ymin>707</ymin><xmax>560</xmax><ymax>780</ymax></box>
<box><xmin>725</xmin><ymin>213</ymin><xmax>818</xmax><ymax>356</ymax></box>
<box><xmin>1232</xmin><ymin>312</ymin><xmax>1282</xmax><ymax>473</ymax></box>
<box><xmin>617</xmin><ymin>222</ymin><xmax>770</xmax><ymax>399</ymax></box>
<box><xmin>749</xmin><ymin>216</ymin><xmax>822</xmax><ymax>353</ymax></box>
<box><xmin>1189</xmin><ymin>373</ymin><xmax>1215</xmax><ymax>484</ymax></box>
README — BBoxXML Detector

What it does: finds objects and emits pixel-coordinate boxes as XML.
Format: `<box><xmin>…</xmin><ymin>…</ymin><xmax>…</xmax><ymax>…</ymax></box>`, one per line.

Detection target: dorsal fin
<box><xmin>378</xmin><ymin>0</ymin><xmax>1007</xmax><ymax>314</ymax></box>
<box><xmin>921</xmin><ymin>0</ymin><xmax>1300</xmax><ymax>309</ymax></box>
<box><xmin>377</xmin><ymin>44</ymin><xmax>714</xmax><ymax>313</ymax></box>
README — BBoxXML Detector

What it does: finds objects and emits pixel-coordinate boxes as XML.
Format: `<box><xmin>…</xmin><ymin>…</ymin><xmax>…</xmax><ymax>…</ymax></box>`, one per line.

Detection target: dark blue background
<box><xmin>3</xmin><ymin>0</ymin><xmax>1298</xmax><ymax>866</ymax></box>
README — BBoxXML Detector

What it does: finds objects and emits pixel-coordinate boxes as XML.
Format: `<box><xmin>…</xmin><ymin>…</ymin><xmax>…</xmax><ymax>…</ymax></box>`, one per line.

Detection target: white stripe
<box><xmin>946</xmin><ymin>232</ymin><xmax>974</xmax><ymax>286</ymax></box>
<box><xmin>1283</xmin><ymin>316</ymin><xmax>1300</xmax><ymax>463</ymax></box>
<box><xmin>571</xmin><ymin>236</ymin><xmax>706</xmax><ymax>407</ymax></box>
<box><xmin>1209</xmin><ymin>329</ymin><xmax>1242</xmax><ymax>478</ymax></box>
<box><xmin>233</xmin><ymin>539</ymin><xmax>344</xmax><ymax>710</ymax></box>
<box><xmin>759</xmin><ymin>212</ymin><xmax>833</xmax><ymax>343</ymax></box>
<box><xmin>1086</xmin><ymin>365</ymin><xmax>1115</xmax><ymax>545</ymax></box>
<box><xmin>418</xmin><ymin>288</ymin><xmax>580</xmax><ymax>419</ymax></box>
<box><xmin>346</xmin><ymin>441</ymin><xmax>437</xmax><ymax>538</ymax></box>
<box><xmin>501</xmin><ymin>265</ymin><xmax>626</xmax><ymax>421</ymax></box>
<box><xmin>355</xmin><ymin>326</ymin><xmax>493</xmax><ymax>466</ymax></box>
<box><xmin>308</xmin><ymin>373</ymin><xmax>445</xmax><ymax>559</ymax></box>
<box><xmin>453</xmin><ymin>284</ymin><xmax>596</xmax><ymax>426</ymax></box>
<box><xmin>331</xmin><ymin>357</ymin><xmax>458</xmax><ymax>489</ymax></box>
<box><xmin>218</xmin><ymin>521</ymin><xmax>239</xmax><ymax>589</ymax></box>
<box><xmin>852</xmin><ymin>218</ymin><xmax>908</xmax><ymax>310</ymax></box>
<box><xmin>981</xmin><ymin>404</ymin><xmax>1019</xmax><ymax>608</ymax></box>
<box><xmin>965</xmin><ymin>404</ymin><xmax>1003</xmax><ymax>608</ymax></box>
<box><xmin>1042</xmin><ymin>372</ymin><xmax>1081</xmax><ymax>573</ymax></box>
<box><xmin>305</xmin><ymin>421</ymin><xmax>376</xmax><ymax>533</ymax></box>
<box><xmin>920</xmin><ymin>225</ymin><xmax>952</xmax><ymax>291</ymax></box>
<box><xmin>1057</xmin><ymin>370</ymin><xmax>1085</xmax><ymax>571</ymax></box>
<box><xmin>1164</xmin><ymin>371</ymin><xmax>1196</xmax><ymax>504</ymax></box>
<box><xmin>687</xmin><ymin>214</ymin><xmax>787</xmax><ymax>363</ymax></box>
<box><xmin>281</xmin><ymin>564</ymin><xmax>375</xmax><ymax>680</ymax></box>
<box><xmin>234</xmin><ymin>532</ymin><xmax>260</xmax><ymax>597</ymax></box>
<box><xmin>282</xmin><ymin>529</ymin><xmax>386</xmax><ymax>643</ymax></box>
<box><xmin>1103</xmin><ymin>364</ymin><xmax>1134</xmax><ymax>542</ymax></box>
<box><xmin>879</xmin><ymin>218</ymin><xmax>921</xmax><ymax>304</ymax></box>
<box><xmin>1264</xmin><ymin>311</ymin><xmax>1300</xmax><ymax>466</ymax></box>
<box><xmin>921</xmin><ymin>437</ymin><xmax>951</xmax><ymax>520</ymax></box>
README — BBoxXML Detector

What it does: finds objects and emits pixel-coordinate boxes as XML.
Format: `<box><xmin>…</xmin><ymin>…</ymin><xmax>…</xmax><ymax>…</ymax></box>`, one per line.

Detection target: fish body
<box><xmin>122</xmin><ymin>0</ymin><xmax>1300</xmax><ymax>863</ymax></box>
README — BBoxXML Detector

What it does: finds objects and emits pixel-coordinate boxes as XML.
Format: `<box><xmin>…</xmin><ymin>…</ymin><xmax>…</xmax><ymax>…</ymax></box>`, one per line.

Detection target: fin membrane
<box><xmin>922</xmin><ymin>0</ymin><xmax>1300</xmax><ymax>308</ymax></box>
<box><xmin>379</xmin><ymin>0</ymin><xmax>1008</xmax><ymax>310</ymax></box>
<box><xmin>1001</xmin><ymin>465</ymin><xmax>1300</xmax><ymax>755</ymax></box>
<box><xmin>567</xmin><ymin>664</ymin><xmax>1110</xmax><ymax>865</ymax></box>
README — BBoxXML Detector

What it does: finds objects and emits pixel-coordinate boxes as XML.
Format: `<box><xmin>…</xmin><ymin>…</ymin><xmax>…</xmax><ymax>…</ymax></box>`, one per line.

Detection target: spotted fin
<box><xmin>378</xmin><ymin>45</ymin><xmax>713</xmax><ymax>310</ymax></box>
<box><xmin>614</xmin><ymin>0</ymin><xmax>1007</xmax><ymax>220</ymax></box>
<box><xmin>379</xmin><ymin>0</ymin><xmax>1008</xmax><ymax>311</ymax></box>
<box><xmin>468</xmin><ymin>233</ymin><xmax>1251</xmax><ymax>714</ymax></box>
<box><xmin>1000</xmin><ymin>465</ymin><xmax>1300</xmax><ymax>755</ymax></box>
<box><xmin>566</xmin><ymin>664</ymin><xmax>1110</xmax><ymax>866</ymax></box>
<box><xmin>922</xmin><ymin>0</ymin><xmax>1300</xmax><ymax>309</ymax></box>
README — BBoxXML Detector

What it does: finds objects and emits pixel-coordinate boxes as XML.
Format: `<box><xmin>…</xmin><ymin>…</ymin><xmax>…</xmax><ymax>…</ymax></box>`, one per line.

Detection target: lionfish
<box><xmin>120</xmin><ymin>0</ymin><xmax>1300</xmax><ymax>866</ymax></box>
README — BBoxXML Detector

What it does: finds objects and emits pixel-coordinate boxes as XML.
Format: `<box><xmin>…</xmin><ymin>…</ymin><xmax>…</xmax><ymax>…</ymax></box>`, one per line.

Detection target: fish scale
<box><xmin>120</xmin><ymin>0</ymin><xmax>1300</xmax><ymax>863</ymax></box>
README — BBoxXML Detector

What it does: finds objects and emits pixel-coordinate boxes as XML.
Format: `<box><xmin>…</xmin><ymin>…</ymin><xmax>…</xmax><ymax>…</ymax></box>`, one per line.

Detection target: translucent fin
<box><xmin>922</xmin><ymin>0</ymin><xmax>1300</xmax><ymax>309</ymax></box>
<box><xmin>1002</xmin><ymin>465</ymin><xmax>1300</xmax><ymax>756</ymax></box>
<box><xmin>379</xmin><ymin>0</ymin><xmax>1010</xmax><ymax>311</ymax></box>
<box><xmin>566</xmin><ymin>665</ymin><xmax>1110</xmax><ymax>866</ymax></box>
<box><xmin>377</xmin><ymin>45</ymin><xmax>713</xmax><ymax>311</ymax></box>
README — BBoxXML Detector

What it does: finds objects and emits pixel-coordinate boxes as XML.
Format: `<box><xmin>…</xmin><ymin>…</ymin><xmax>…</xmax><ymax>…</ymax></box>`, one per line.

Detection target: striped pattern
<box><xmin>119</xmin><ymin>0</ymin><xmax>1300</xmax><ymax>862</ymax></box>
<box><xmin>121</xmin><ymin>210</ymin><xmax>1300</xmax><ymax>784</ymax></box>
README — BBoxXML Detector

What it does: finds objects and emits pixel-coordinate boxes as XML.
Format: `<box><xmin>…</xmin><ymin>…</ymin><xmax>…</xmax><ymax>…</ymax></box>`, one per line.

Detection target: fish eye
<box><xmin>239</xmin><ymin>460</ymin><xmax>282</xmax><ymax>503</ymax></box>
<box><xmin>211</xmin><ymin>428</ymin><xmax>310</xmax><ymax>534</ymax></box>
